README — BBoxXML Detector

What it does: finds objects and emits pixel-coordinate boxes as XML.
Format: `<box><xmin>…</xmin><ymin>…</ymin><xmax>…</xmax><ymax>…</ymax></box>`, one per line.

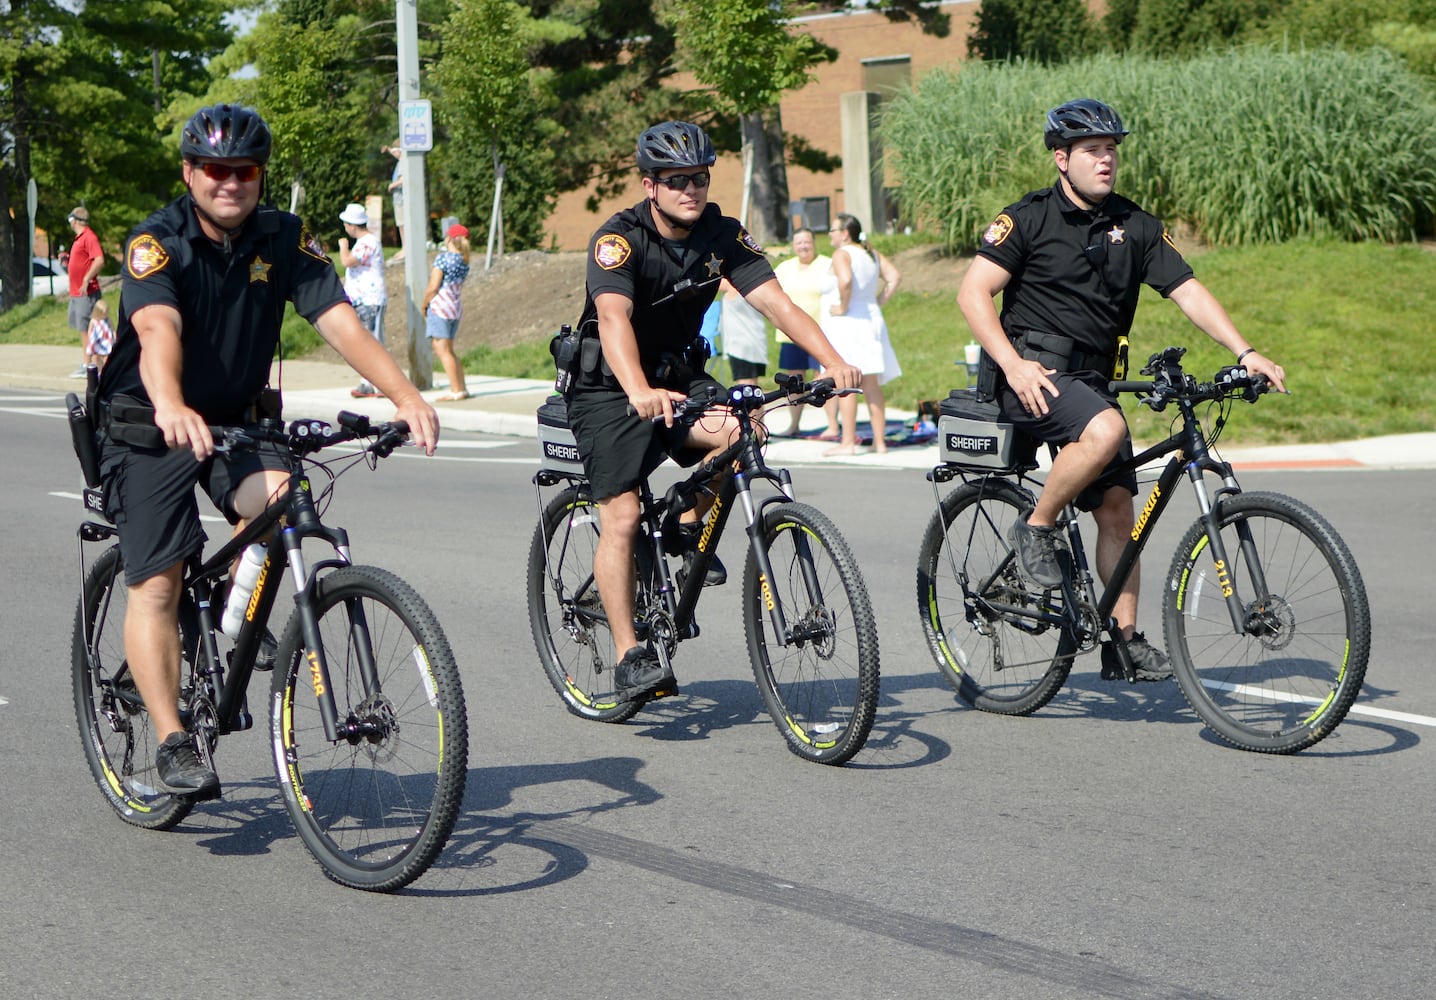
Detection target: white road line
<box><xmin>1202</xmin><ymin>678</ymin><xmax>1436</xmax><ymax>727</ymax></box>
<box><xmin>0</xmin><ymin>405</ymin><xmax>66</xmax><ymax>419</ymax></box>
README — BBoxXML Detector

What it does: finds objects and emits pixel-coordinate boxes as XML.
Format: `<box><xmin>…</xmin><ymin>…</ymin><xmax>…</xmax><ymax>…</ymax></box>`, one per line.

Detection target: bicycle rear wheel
<box><xmin>744</xmin><ymin>502</ymin><xmax>879</xmax><ymax>765</ymax></box>
<box><xmin>1165</xmin><ymin>491</ymin><xmax>1370</xmax><ymax>754</ymax></box>
<box><xmin>528</xmin><ymin>485</ymin><xmax>642</xmax><ymax>723</ymax></box>
<box><xmin>270</xmin><ymin>565</ymin><xmax>468</xmax><ymax>892</ymax></box>
<box><xmin>915</xmin><ymin>478</ymin><xmax>1075</xmax><ymax>715</ymax></box>
<box><xmin>72</xmin><ymin>545</ymin><xmax>195</xmax><ymax>830</ymax></box>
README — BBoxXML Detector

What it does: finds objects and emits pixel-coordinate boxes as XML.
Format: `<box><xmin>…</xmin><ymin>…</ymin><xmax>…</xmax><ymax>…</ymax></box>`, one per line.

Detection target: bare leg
<box><xmin>594</xmin><ymin>490</ymin><xmax>642</xmax><ymax>657</ymax></box>
<box><xmin>125</xmin><ymin>564</ymin><xmax>186</xmax><ymax>741</ymax></box>
<box><xmin>1027</xmin><ymin>408</ymin><xmax>1126</xmax><ymax>527</ymax></box>
<box><xmin>1091</xmin><ymin>485</ymin><xmax>1140</xmax><ymax>638</ymax></box>
<box><xmin>432</xmin><ymin>338</ymin><xmax>467</xmax><ymax>396</ymax></box>
<box><xmin>863</xmin><ymin>374</ymin><xmax>887</xmax><ymax>453</ymax></box>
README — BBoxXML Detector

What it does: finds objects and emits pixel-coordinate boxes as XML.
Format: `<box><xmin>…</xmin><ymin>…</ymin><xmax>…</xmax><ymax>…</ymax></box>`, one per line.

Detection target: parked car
<box><xmin>0</xmin><ymin>257</ymin><xmax>66</xmax><ymax>307</ymax></box>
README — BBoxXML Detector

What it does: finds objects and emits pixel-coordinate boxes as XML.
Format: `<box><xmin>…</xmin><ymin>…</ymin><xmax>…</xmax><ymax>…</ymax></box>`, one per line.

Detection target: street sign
<box><xmin>399</xmin><ymin>100</ymin><xmax>433</xmax><ymax>152</ymax></box>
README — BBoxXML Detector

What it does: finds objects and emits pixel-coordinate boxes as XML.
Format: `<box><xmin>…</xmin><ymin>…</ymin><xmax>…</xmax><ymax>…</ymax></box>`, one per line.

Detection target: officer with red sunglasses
<box><xmin>95</xmin><ymin>104</ymin><xmax>438</xmax><ymax>798</ymax></box>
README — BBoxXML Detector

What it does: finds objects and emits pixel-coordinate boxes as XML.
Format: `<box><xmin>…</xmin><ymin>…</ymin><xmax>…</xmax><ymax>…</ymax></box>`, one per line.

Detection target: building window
<box><xmin>862</xmin><ymin>55</ymin><xmax>911</xmax><ymax>98</ymax></box>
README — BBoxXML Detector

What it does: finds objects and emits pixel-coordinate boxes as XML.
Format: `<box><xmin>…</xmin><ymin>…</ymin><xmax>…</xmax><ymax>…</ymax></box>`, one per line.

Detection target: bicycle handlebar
<box><xmin>216</xmin><ymin>411</ymin><xmax>411</xmax><ymax>458</ymax></box>
<box><xmin>632</xmin><ymin>376</ymin><xmax>850</xmax><ymax>424</ymax></box>
<box><xmin>1108</xmin><ymin>346</ymin><xmax>1270</xmax><ymax>411</ymax></box>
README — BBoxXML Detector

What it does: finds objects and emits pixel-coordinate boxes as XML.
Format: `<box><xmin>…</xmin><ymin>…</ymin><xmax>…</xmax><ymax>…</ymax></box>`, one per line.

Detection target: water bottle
<box><xmin>220</xmin><ymin>544</ymin><xmax>267</xmax><ymax>635</ymax></box>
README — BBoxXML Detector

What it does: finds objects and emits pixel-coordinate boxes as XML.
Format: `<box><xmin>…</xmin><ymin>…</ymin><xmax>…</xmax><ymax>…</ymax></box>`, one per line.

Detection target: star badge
<box><xmin>249</xmin><ymin>257</ymin><xmax>272</xmax><ymax>284</ymax></box>
<box><xmin>1107</xmin><ymin>225</ymin><xmax>1126</xmax><ymax>245</ymax></box>
<box><xmin>704</xmin><ymin>253</ymin><xmax>723</xmax><ymax>278</ymax></box>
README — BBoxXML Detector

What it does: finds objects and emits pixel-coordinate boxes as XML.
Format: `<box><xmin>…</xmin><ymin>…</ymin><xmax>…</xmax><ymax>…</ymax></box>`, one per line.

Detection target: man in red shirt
<box><xmin>65</xmin><ymin>206</ymin><xmax>104</xmax><ymax>377</ymax></box>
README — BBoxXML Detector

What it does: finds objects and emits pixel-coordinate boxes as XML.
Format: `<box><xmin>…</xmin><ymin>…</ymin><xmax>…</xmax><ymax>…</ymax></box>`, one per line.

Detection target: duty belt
<box><xmin>1014</xmin><ymin>330</ymin><xmax>1119</xmax><ymax>377</ymax></box>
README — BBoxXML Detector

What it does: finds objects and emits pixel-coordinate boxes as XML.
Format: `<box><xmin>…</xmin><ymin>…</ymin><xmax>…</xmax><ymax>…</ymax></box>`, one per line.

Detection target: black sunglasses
<box><xmin>651</xmin><ymin>170</ymin><xmax>710</xmax><ymax>192</ymax></box>
<box><xmin>197</xmin><ymin>162</ymin><xmax>262</xmax><ymax>183</ymax></box>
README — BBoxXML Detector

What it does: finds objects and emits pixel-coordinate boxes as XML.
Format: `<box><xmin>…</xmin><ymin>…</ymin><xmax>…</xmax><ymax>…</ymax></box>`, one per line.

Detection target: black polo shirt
<box><xmin>574</xmin><ymin>199</ymin><xmax>774</xmax><ymax>391</ymax></box>
<box><xmin>100</xmin><ymin>195</ymin><xmax>346</xmax><ymax>423</ymax></box>
<box><xmin>976</xmin><ymin>181</ymin><xmax>1193</xmax><ymax>356</ymax></box>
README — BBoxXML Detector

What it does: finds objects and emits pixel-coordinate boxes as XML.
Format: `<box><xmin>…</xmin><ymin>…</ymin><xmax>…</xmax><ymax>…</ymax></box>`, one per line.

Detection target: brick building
<box><xmin>546</xmin><ymin>0</ymin><xmax>981</xmax><ymax>251</ymax></box>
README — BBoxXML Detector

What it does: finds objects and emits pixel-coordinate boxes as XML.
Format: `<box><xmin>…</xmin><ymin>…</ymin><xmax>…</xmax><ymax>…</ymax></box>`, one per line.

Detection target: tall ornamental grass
<box><xmin>882</xmin><ymin>46</ymin><xmax>1436</xmax><ymax>250</ymax></box>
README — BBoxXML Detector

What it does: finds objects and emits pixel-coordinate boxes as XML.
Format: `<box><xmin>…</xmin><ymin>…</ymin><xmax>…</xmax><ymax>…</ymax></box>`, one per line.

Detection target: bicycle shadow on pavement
<box><xmin>405</xmin><ymin>755</ymin><xmax>665</xmax><ymax>897</ymax></box>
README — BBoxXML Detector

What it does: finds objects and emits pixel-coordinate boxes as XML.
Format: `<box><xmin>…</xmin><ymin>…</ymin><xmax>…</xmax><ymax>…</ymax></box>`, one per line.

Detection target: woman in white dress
<box><xmin>820</xmin><ymin>213</ymin><xmax>902</xmax><ymax>454</ymax></box>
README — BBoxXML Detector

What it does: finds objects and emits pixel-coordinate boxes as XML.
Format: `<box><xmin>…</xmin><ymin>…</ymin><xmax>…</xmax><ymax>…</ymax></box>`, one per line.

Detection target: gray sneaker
<box><xmin>1100</xmin><ymin>631</ymin><xmax>1173</xmax><ymax>682</ymax></box>
<box><xmin>155</xmin><ymin>731</ymin><xmax>221</xmax><ymax>799</ymax></box>
<box><xmin>613</xmin><ymin>645</ymin><xmax>678</xmax><ymax>701</ymax></box>
<box><xmin>1008</xmin><ymin>519</ymin><xmax>1065</xmax><ymax>589</ymax></box>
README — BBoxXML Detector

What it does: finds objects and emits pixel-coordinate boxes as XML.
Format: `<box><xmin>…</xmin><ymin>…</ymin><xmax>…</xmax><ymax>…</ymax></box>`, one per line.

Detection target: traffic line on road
<box><xmin>1202</xmin><ymin>678</ymin><xmax>1436</xmax><ymax>727</ymax></box>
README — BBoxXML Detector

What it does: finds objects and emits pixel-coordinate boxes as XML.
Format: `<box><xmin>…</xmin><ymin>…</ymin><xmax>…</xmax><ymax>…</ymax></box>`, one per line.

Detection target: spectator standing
<box><xmin>66</xmin><ymin>207</ymin><xmax>105</xmax><ymax>377</ymax></box>
<box><xmin>338</xmin><ymin>202</ymin><xmax>388</xmax><ymax>398</ymax></box>
<box><xmin>772</xmin><ymin>227</ymin><xmax>837</xmax><ymax>438</ymax></box>
<box><xmin>422</xmin><ymin>223</ymin><xmax>472</xmax><ymax>401</ymax></box>
<box><xmin>821</xmin><ymin>213</ymin><xmax>902</xmax><ymax>455</ymax></box>
<box><xmin>718</xmin><ymin>277</ymin><xmax>768</xmax><ymax>387</ymax></box>
<box><xmin>385</xmin><ymin>143</ymin><xmax>406</xmax><ymax>263</ymax></box>
<box><xmin>84</xmin><ymin>298</ymin><xmax>115</xmax><ymax>371</ymax></box>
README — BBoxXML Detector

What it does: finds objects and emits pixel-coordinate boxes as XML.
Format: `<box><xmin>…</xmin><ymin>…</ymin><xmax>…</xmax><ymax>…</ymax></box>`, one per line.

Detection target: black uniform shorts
<box><xmin>567</xmin><ymin>373</ymin><xmax>723</xmax><ymax>501</ymax></box>
<box><xmin>998</xmin><ymin>370</ymin><xmax>1137</xmax><ymax>512</ymax></box>
<box><xmin>99</xmin><ymin>436</ymin><xmax>289</xmax><ymax>586</ymax></box>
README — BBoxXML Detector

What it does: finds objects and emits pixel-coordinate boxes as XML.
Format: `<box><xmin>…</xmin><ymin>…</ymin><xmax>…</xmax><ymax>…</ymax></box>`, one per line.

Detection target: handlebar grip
<box><xmin>1109</xmin><ymin>380</ymin><xmax>1156</xmax><ymax>395</ymax></box>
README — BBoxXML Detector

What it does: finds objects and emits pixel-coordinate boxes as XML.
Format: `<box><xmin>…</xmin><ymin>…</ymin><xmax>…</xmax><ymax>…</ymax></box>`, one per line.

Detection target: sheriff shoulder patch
<box><xmin>982</xmin><ymin>214</ymin><xmax>1014</xmax><ymax>248</ymax></box>
<box><xmin>594</xmin><ymin>233</ymin><xmax>631</xmax><ymax>270</ymax></box>
<box><xmin>299</xmin><ymin>225</ymin><xmax>330</xmax><ymax>263</ymax></box>
<box><xmin>737</xmin><ymin>228</ymin><xmax>765</xmax><ymax>256</ymax></box>
<box><xmin>126</xmin><ymin>234</ymin><xmax>170</xmax><ymax>279</ymax></box>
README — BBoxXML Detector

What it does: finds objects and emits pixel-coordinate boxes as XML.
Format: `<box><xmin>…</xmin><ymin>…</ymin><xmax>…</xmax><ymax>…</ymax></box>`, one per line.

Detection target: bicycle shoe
<box><xmin>675</xmin><ymin>524</ymin><xmax>727</xmax><ymax>587</ymax></box>
<box><xmin>1008</xmin><ymin>518</ymin><xmax>1065</xmax><ymax>589</ymax></box>
<box><xmin>1100</xmin><ymin>631</ymin><xmax>1173</xmax><ymax>682</ymax></box>
<box><xmin>155</xmin><ymin>731</ymin><xmax>221</xmax><ymax>800</ymax></box>
<box><xmin>613</xmin><ymin>645</ymin><xmax>679</xmax><ymax>702</ymax></box>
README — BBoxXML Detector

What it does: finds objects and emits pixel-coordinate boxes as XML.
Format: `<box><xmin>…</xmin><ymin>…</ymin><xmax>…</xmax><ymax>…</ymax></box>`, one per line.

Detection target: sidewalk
<box><xmin>5</xmin><ymin>343</ymin><xmax>1432</xmax><ymax>471</ymax></box>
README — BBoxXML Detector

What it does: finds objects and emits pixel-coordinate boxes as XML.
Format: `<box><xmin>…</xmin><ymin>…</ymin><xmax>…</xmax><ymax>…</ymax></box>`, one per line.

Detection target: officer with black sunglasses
<box><xmin>957</xmin><ymin>98</ymin><xmax>1287</xmax><ymax>683</ymax></box>
<box><xmin>564</xmin><ymin>120</ymin><xmax>861</xmax><ymax>703</ymax></box>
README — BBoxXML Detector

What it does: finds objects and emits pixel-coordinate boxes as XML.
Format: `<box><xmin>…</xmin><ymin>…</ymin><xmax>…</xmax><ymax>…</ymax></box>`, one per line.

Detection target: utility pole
<box><xmin>395</xmin><ymin>0</ymin><xmax>432</xmax><ymax>388</ymax></box>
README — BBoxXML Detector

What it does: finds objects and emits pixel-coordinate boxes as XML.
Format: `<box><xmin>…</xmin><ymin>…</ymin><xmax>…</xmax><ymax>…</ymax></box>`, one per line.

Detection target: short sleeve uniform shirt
<box><xmin>977</xmin><ymin>182</ymin><xmax>1194</xmax><ymax>356</ymax></box>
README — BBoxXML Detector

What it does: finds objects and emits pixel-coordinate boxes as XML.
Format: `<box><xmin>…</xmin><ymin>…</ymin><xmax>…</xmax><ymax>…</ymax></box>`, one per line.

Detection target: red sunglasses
<box><xmin>196</xmin><ymin>162</ymin><xmax>262</xmax><ymax>183</ymax></box>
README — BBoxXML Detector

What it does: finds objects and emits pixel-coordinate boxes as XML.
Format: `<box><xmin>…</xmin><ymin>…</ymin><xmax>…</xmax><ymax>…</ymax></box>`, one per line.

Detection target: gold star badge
<box><xmin>704</xmin><ymin>252</ymin><xmax>723</xmax><ymax>278</ymax></box>
<box><xmin>249</xmin><ymin>257</ymin><xmax>272</xmax><ymax>283</ymax></box>
<box><xmin>1107</xmin><ymin>225</ymin><xmax>1126</xmax><ymax>245</ymax></box>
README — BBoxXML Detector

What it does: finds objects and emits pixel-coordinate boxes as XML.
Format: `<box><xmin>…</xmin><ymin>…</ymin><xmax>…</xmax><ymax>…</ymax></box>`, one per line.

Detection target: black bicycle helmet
<box><xmin>1043</xmin><ymin>98</ymin><xmax>1128</xmax><ymax>150</ymax></box>
<box><xmin>636</xmin><ymin>121</ymin><xmax>716</xmax><ymax>174</ymax></box>
<box><xmin>181</xmin><ymin>103</ymin><xmax>273</xmax><ymax>163</ymax></box>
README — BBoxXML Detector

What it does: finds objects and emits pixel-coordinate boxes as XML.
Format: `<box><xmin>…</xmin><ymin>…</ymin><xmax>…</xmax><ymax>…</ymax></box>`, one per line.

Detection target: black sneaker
<box><xmin>613</xmin><ymin>645</ymin><xmax>678</xmax><ymax>701</ymax></box>
<box><xmin>1100</xmin><ymin>631</ymin><xmax>1173</xmax><ymax>682</ymax></box>
<box><xmin>1008</xmin><ymin>519</ymin><xmax>1065</xmax><ymax>589</ymax></box>
<box><xmin>676</xmin><ymin>524</ymin><xmax>726</xmax><ymax>587</ymax></box>
<box><xmin>254</xmin><ymin>629</ymin><xmax>278</xmax><ymax>671</ymax></box>
<box><xmin>155</xmin><ymin>731</ymin><xmax>221</xmax><ymax>800</ymax></box>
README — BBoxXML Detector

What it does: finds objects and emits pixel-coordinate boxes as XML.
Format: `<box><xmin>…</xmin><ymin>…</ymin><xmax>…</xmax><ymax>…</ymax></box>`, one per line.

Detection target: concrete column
<box><xmin>839</xmin><ymin>91</ymin><xmax>885</xmax><ymax>234</ymax></box>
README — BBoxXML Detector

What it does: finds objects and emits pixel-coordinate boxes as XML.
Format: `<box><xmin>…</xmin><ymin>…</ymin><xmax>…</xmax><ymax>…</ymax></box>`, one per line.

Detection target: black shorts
<box><xmin>727</xmin><ymin>356</ymin><xmax>766</xmax><ymax>380</ymax></box>
<box><xmin>99</xmin><ymin>436</ymin><xmax>289</xmax><ymax>585</ymax></box>
<box><xmin>567</xmin><ymin>374</ymin><xmax>722</xmax><ymax>501</ymax></box>
<box><xmin>999</xmin><ymin>370</ymin><xmax>1136</xmax><ymax>512</ymax></box>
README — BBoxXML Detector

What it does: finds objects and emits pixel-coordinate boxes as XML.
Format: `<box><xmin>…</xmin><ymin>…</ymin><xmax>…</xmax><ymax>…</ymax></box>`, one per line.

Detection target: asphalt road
<box><xmin>1</xmin><ymin>386</ymin><xmax>1432</xmax><ymax>999</ymax></box>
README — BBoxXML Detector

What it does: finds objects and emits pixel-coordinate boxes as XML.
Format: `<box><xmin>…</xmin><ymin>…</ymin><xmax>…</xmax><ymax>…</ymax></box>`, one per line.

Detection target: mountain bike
<box><xmin>915</xmin><ymin>346</ymin><xmax>1370</xmax><ymax>754</ymax></box>
<box><xmin>528</xmin><ymin>376</ymin><xmax>880</xmax><ymax>765</ymax></box>
<box><xmin>68</xmin><ymin>402</ymin><xmax>469</xmax><ymax>891</ymax></box>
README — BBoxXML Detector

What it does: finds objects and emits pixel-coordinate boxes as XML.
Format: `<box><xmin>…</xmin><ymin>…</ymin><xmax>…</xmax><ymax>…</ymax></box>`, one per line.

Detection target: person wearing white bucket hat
<box><xmin>337</xmin><ymin>202</ymin><xmax>388</xmax><ymax>397</ymax></box>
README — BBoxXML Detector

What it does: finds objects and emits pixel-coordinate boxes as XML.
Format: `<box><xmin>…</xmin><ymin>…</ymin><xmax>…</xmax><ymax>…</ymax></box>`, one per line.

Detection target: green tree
<box><xmin>434</xmin><ymin>0</ymin><xmax>566</xmax><ymax>252</ymax></box>
<box><xmin>966</xmin><ymin>0</ymin><xmax>1095</xmax><ymax>63</ymax></box>
<box><xmin>1124</xmin><ymin>0</ymin><xmax>1284</xmax><ymax>56</ymax></box>
<box><xmin>1</xmin><ymin>0</ymin><xmax>240</xmax><ymax>311</ymax></box>
<box><xmin>660</xmin><ymin>0</ymin><xmax>836</xmax><ymax>243</ymax></box>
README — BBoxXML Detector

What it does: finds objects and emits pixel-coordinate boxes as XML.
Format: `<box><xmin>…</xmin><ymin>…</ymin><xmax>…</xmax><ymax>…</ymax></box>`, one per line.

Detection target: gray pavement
<box><xmin>6</xmin><ymin>342</ymin><xmax>1432</xmax><ymax>470</ymax></box>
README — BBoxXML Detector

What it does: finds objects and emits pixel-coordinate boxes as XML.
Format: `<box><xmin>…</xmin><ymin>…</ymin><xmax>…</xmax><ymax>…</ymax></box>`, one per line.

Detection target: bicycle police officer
<box><xmin>957</xmin><ymin>98</ymin><xmax>1286</xmax><ymax>680</ymax></box>
<box><xmin>97</xmin><ymin>104</ymin><xmax>439</xmax><ymax>798</ymax></box>
<box><xmin>566</xmin><ymin>120</ymin><xmax>860</xmax><ymax>702</ymax></box>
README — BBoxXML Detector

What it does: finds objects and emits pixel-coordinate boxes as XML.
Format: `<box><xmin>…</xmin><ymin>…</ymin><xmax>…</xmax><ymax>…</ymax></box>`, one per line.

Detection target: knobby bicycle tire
<box><xmin>528</xmin><ymin>486</ymin><xmax>643</xmax><ymax>724</ymax></box>
<box><xmin>72</xmin><ymin>545</ymin><xmax>195</xmax><ymax>830</ymax></box>
<box><xmin>270</xmin><ymin>565</ymin><xmax>468</xmax><ymax>892</ymax></box>
<box><xmin>1164</xmin><ymin>491</ymin><xmax>1370</xmax><ymax>754</ymax></box>
<box><xmin>744</xmin><ymin>502</ymin><xmax>880</xmax><ymax>765</ymax></box>
<box><xmin>916</xmin><ymin>479</ymin><xmax>1075</xmax><ymax>716</ymax></box>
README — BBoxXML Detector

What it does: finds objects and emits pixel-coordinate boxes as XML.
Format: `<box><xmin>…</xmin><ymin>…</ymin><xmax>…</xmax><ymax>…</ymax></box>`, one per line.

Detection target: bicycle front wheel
<box><xmin>1165</xmin><ymin>491</ymin><xmax>1370</xmax><ymax>754</ymax></box>
<box><xmin>72</xmin><ymin>545</ymin><xmax>194</xmax><ymax>830</ymax></box>
<box><xmin>528</xmin><ymin>485</ymin><xmax>642</xmax><ymax>724</ymax></box>
<box><xmin>270</xmin><ymin>565</ymin><xmax>468</xmax><ymax>892</ymax></box>
<box><xmin>915</xmin><ymin>479</ymin><xmax>1075</xmax><ymax>715</ymax></box>
<box><xmin>744</xmin><ymin>502</ymin><xmax>879</xmax><ymax>765</ymax></box>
